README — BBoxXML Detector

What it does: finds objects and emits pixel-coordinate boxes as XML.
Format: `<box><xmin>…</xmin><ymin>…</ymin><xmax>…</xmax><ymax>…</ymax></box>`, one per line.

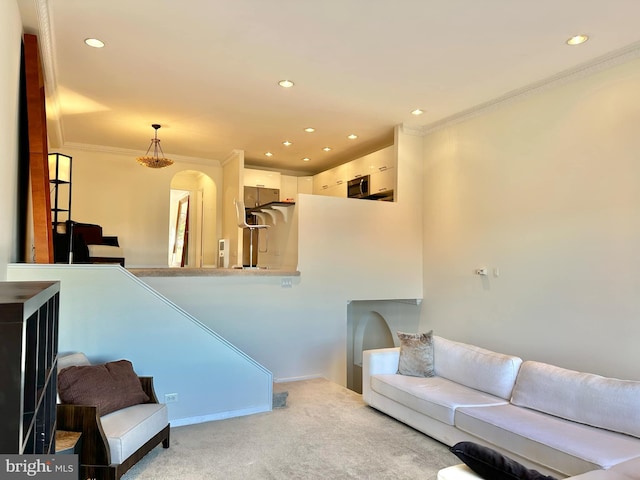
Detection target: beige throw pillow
<box><xmin>397</xmin><ymin>330</ymin><xmax>435</xmax><ymax>377</ymax></box>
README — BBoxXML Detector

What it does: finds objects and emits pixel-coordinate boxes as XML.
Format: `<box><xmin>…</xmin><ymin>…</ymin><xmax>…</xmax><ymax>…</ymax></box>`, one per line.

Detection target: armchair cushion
<box><xmin>58</xmin><ymin>360</ymin><xmax>149</xmax><ymax>415</ymax></box>
<box><xmin>101</xmin><ymin>403</ymin><xmax>169</xmax><ymax>464</ymax></box>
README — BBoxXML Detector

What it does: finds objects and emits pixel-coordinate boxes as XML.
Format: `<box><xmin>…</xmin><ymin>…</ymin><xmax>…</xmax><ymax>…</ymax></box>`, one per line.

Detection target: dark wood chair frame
<box><xmin>56</xmin><ymin>376</ymin><xmax>170</xmax><ymax>480</ymax></box>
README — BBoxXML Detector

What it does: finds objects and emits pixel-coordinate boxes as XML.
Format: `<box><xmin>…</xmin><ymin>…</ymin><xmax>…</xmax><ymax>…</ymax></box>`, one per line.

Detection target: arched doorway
<box><xmin>168</xmin><ymin>171</ymin><xmax>217</xmax><ymax>267</ymax></box>
<box><xmin>348</xmin><ymin>309</ymin><xmax>394</xmax><ymax>393</ymax></box>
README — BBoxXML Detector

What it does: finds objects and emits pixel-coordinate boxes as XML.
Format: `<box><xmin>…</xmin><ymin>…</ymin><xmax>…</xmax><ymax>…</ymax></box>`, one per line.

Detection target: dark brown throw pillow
<box><xmin>58</xmin><ymin>359</ymin><xmax>149</xmax><ymax>416</ymax></box>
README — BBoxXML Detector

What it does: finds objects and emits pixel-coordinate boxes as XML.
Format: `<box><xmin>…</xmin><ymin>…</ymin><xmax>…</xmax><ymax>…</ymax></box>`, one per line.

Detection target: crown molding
<box><xmin>221</xmin><ymin>149</ymin><xmax>244</xmax><ymax>167</ymax></box>
<box><xmin>62</xmin><ymin>142</ymin><xmax>221</xmax><ymax>167</ymax></box>
<box><xmin>423</xmin><ymin>40</ymin><xmax>640</xmax><ymax>135</ymax></box>
<box><xmin>399</xmin><ymin>123</ymin><xmax>426</xmax><ymax>137</ymax></box>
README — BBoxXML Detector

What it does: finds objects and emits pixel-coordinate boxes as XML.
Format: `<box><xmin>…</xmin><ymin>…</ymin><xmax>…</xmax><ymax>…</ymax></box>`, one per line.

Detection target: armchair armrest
<box><xmin>362</xmin><ymin>347</ymin><xmax>400</xmax><ymax>404</ymax></box>
<box><xmin>56</xmin><ymin>376</ymin><xmax>160</xmax><ymax>468</ymax></box>
<box><xmin>138</xmin><ymin>376</ymin><xmax>159</xmax><ymax>404</ymax></box>
<box><xmin>56</xmin><ymin>403</ymin><xmax>111</xmax><ymax>466</ymax></box>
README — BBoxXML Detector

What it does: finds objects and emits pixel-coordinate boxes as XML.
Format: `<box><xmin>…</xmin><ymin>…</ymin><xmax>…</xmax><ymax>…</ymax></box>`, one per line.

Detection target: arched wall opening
<box><xmin>169</xmin><ymin>171</ymin><xmax>217</xmax><ymax>267</ymax></box>
<box><xmin>347</xmin><ymin>299</ymin><xmax>423</xmax><ymax>393</ymax></box>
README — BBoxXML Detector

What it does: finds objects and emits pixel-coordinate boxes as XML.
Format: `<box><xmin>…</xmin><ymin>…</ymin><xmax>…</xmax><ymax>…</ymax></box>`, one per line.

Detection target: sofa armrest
<box><xmin>362</xmin><ymin>347</ymin><xmax>400</xmax><ymax>404</ymax></box>
<box><xmin>57</xmin><ymin>403</ymin><xmax>111</xmax><ymax>466</ymax></box>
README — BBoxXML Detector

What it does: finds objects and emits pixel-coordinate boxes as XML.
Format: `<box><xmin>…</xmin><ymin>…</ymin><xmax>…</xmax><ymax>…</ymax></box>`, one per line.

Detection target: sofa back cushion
<box><xmin>511</xmin><ymin>361</ymin><xmax>640</xmax><ymax>439</ymax></box>
<box><xmin>434</xmin><ymin>336</ymin><xmax>523</xmax><ymax>400</ymax></box>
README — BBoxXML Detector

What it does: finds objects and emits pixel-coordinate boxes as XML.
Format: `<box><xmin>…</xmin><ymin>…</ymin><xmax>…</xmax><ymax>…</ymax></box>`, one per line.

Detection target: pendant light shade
<box><xmin>137</xmin><ymin>124</ymin><xmax>174</xmax><ymax>168</ymax></box>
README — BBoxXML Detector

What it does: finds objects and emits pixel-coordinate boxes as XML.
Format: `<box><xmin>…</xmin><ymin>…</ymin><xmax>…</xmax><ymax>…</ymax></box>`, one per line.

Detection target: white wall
<box><xmin>7</xmin><ymin>264</ymin><xmax>273</xmax><ymax>426</ymax></box>
<box><xmin>0</xmin><ymin>0</ymin><xmax>22</xmax><ymax>279</ymax></box>
<box><xmin>421</xmin><ymin>57</ymin><xmax>640</xmax><ymax>380</ymax></box>
<box><xmin>59</xmin><ymin>146</ymin><xmax>223</xmax><ymax>267</ymax></box>
<box><xmin>142</xmin><ymin>127</ymin><xmax>424</xmax><ymax>385</ymax></box>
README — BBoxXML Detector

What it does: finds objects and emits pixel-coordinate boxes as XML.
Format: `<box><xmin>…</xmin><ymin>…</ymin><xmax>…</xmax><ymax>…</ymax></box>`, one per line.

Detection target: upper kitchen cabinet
<box><xmin>350</xmin><ymin>146</ymin><xmax>394</xmax><ymax>178</ymax></box>
<box><xmin>244</xmin><ymin>168</ymin><xmax>281</xmax><ymax>190</ymax></box>
<box><xmin>313</xmin><ymin>145</ymin><xmax>396</xmax><ymax>200</ymax></box>
<box><xmin>369</xmin><ymin>166</ymin><xmax>396</xmax><ymax>198</ymax></box>
<box><xmin>312</xmin><ymin>163</ymin><xmax>349</xmax><ymax>197</ymax></box>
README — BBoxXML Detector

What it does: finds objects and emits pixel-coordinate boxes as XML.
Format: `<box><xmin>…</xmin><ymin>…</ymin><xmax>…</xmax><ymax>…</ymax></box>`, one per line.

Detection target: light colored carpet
<box><xmin>122</xmin><ymin>378</ymin><xmax>458</xmax><ymax>479</ymax></box>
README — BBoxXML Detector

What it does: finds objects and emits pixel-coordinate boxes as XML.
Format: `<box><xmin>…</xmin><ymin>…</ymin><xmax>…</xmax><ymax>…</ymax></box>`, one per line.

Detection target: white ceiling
<box><xmin>17</xmin><ymin>0</ymin><xmax>640</xmax><ymax>175</ymax></box>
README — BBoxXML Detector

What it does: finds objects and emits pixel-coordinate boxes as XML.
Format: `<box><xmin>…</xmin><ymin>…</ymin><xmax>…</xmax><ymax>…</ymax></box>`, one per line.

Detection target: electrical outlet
<box><xmin>164</xmin><ymin>393</ymin><xmax>178</xmax><ymax>403</ymax></box>
<box><xmin>281</xmin><ymin>278</ymin><xmax>292</xmax><ymax>288</ymax></box>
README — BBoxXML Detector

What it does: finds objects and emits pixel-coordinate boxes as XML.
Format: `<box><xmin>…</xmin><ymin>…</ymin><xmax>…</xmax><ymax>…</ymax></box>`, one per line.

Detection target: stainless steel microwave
<box><xmin>347</xmin><ymin>175</ymin><xmax>370</xmax><ymax>199</ymax></box>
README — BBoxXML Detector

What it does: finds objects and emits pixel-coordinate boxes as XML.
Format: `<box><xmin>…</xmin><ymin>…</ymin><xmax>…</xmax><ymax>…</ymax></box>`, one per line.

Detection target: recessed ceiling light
<box><xmin>84</xmin><ymin>38</ymin><xmax>105</xmax><ymax>48</ymax></box>
<box><xmin>411</xmin><ymin>109</ymin><xmax>424</xmax><ymax>115</ymax></box>
<box><xmin>566</xmin><ymin>34</ymin><xmax>589</xmax><ymax>46</ymax></box>
<box><xmin>347</xmin><ymin>134</ymin><xmax>358</xmax><ymax>140</ymax></box>
<box><xmin>283</xmin><ymin>141</ymin><xmax>292</xmax><ymax>146</ymax></box>
<box><xmin>323</xmin><ymin>147</ymin><xmax>331</xmax><ymax>152</ymax></box>
<box><xmin>304</xmin><ymin>127</ymin><xmax>315</xmax><ymax>133</ymax></box>
<box><xmin>278</xmin><ymin>80</ymin><xmax>294</xmax><ymax>88</ymax></box>
<box><xmin>302</xmin><ymin>157</ymin><xmax>310</xmax><ymax>162</ymax></box>
<box><xmin>265</xmin><ymin>152</ymin><xmax>273</xmax><ymax>157</ymax></box>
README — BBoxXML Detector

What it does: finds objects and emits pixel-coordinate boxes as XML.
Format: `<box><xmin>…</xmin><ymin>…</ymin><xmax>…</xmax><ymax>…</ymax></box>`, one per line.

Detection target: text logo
<box><xmin>1</xmin><ymin>456</ymin><xmax>77</xmax><ymax>479</ymax></box>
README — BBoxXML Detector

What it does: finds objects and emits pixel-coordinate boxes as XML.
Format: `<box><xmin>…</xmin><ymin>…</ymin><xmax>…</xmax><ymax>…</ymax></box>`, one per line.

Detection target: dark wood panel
<box><xmin>23</xmin><ymin>34</ymin><xmax>53</xmax><ymax>263</ymax></box>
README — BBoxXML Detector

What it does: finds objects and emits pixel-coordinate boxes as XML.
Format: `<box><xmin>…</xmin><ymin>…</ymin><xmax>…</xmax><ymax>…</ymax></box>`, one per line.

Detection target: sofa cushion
<box><xmin>450</xmin><ymin>441</ymin><xmax>557</xmax><ymax>480</ymax></box>
<box><xmin>437</xmin><ymin>464</ymin><xmax>483</xmax><ymax>480</ymax></box>
<box><xmin>100</xmin><ymin>403</ymin><xmax>168</xmax><ymax>464</ymax></box>
<box><xmin>58</xmin><ymin>360</ymin><xmax>150</xmax><ymax>415</ymax></box>
<box><xmin>568</xmin><ymin>471</ymin><xmax>635</xmax><ymax>480</ymax></box>
<box><xmin>371</xmin><ymin>374</ymin><xmax>508</xmax><ymax>425</ymax></box>
<box><xmin>433</xmin><ymin>337</ymin><xmax>522</xmax><ymax>400</ymax></box>
<box><xmin>397</xmin><ymin>331</ymin><xmax>435</xmax><ymax>377</ymax></box>
<box><xmin>455</xmin><ymin>404</ymin><xmax>640</xmax><ymax>476</ymax></box>
<box><xmin>511</xmin><ymin>361</ymin><xmax>640</xmax><ymax>439</ymax></box>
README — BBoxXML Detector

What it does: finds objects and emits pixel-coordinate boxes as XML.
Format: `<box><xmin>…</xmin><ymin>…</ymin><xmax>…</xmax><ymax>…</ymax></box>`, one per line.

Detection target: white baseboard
<box><xmin>169</xmin><ymin>405</ymin><xmax>271</xmax><ymax>427</ymax></box>
<box><xmin>274</xmin><ymin>374</ymin><xmax>324</xmax><ymax>383</ymax></box>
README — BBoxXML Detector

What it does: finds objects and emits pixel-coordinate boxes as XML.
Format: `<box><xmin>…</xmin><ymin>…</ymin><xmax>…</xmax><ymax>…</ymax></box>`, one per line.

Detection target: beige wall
<box><xmin>222</xmin><ymin>150</ymin><xmax>243</xmax><ymax>267</ymax></box>
<box><xmin>0</xmin><ymin>0</ymin><xmax>22</xmax><ymax>279</ymax></box>
<box><xmin>421</xmin><ymin>57</ymin><xmax>640</xmax><ymax>380</ymax></box>
<box><xmin>62</xmin><ymin>146</ymin><xmax>223</xmax><ymax>267</ymax></box>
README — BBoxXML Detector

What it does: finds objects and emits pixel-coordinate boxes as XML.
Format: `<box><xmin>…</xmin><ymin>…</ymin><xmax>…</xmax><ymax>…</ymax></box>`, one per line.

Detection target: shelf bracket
<box><xmin>258</xmin><ymin>209</ymin><xmax>278</xmax><ymax>225</ymax></box>
<box><xmin>271</xmin><ymin>205</ymin><xmax>291</xmax><ymax>223</ymax></box>
<box><xmin>252</xmin><ymin>211</ymin><xmax>271</xmax><ymax>225</ymax></box>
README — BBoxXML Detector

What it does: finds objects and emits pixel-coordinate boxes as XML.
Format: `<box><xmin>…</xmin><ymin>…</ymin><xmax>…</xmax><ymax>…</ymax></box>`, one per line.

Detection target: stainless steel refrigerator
<box><xmin>242</xmin><ymin>187</ymin><xmax>279</xmax><ymax>266</ymax></box>
<box><xmin>244</xmin><ymin>186</ymin><xmax>279</xmax><ymax>208</ymax></box>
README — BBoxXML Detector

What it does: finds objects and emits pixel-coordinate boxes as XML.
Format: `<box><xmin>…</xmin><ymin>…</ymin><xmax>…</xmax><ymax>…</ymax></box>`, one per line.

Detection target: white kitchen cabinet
<box><xmin>313</xmin><ymin>170</ymin><xmax>331</xmax><ymax>194</ymax></box>
<box><xmin>349</xmin><ymin>145</ymin><xmax>394</xmax><ymax>179</ymax></box>
<box><xmin>313</xmin><ymin>164</ymin><xmax>348</xmax><ymax>197</ymax></box>
<box><xmin>313</xmin><ymin>145</ymin><xmax>396</xmax><ymax>198</ymax></box>
<box><xmin>369</xmin><ymin>166</ymin><xmax>396</xmax><ymax>195</ymax></box>
<box><xmin>245</xmin><ymin>168</ymin><xmax>281</xmax><ymax>189</ymax></box>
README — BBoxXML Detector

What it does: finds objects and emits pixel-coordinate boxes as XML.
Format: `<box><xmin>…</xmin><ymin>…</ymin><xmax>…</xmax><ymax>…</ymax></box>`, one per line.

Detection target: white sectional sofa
<box><xmin>362</xmin><ymin>336</ymin><xmax>640</xmax><ymax>479</ymax></box>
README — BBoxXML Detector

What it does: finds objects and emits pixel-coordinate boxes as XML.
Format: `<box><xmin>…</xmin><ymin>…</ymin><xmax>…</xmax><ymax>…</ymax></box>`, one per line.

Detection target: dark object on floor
<box><xmin>273</xmin><ymin>391</ymin><xmax>288</xmax><ymax>408</ymax></box>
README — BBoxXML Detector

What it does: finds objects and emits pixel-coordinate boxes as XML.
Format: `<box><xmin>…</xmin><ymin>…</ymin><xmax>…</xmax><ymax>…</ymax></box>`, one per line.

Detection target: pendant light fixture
<box><xmin>137</xmin><ymin>124</ymin><xmax>174</xmax><ymax>168</ymax></box>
